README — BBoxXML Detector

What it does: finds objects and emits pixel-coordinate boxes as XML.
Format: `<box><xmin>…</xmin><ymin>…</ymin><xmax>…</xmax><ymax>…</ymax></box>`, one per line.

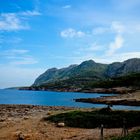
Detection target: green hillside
<box><xmin>31</xmin><ymin>58</ymin><xmax>140</xmax><ymax>90</ymax></box>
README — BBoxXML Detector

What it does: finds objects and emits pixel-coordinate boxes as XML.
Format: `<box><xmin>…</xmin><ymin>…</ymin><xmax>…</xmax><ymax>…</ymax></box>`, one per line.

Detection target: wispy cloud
<box><xmin>9</xmin><ymin>56</ymin><xmax>38</xmax><ymax>65</ymax></box>
<box><xmin>106</xmin><ymin>35</ymin><xmax>124</xmax><ymax>56</ymax></box>
<box><xmin>0</xmin><ymin>49</ymin><xmax>38</xmax><ymax>66</ymax></box>
<box><xmin>10</xmin><ymin>49</ymin><xmax>29</xmax><ymax>54</ymax></box>
<box><xmin>20</xmin><ymin>10</ymin><xmax>41</xmax><ymax>16</ymax></box>
<box><xmin>0</xmin><ymin>36</ymin><xmax>22</xmax><ymax>44</ymax></box>
<box><xmin>60</xmin><ymin>28</ymin><xmax>85</xmax><ymax>38</ymax></box>
<box><xmin>62</xmin><ymin>5</ymin><xmax>71</xmax><ymax>9</ymax></box>
<box><xmin>106</xmin><ymin>22</ymin><xmax>125</xmax><ymax>56</ymax></box>
<box><xmin>60</xmin><ymin>21</ymin><xmax>125</xmax><ymax>56</ymax></box>
<box><xmin>0</xmin><ymin>49</ymin><xmax>29</xmax><ymax>56</ymax></box>
<box><xmin>92</xmin><ymin>21</ymin><xmax>125</xmax><ymax>35</ymax></box>
<box><xmin>0</xmin><ymin>13</ymin><xmax>29</xmax><ymax>31</ymax></box>
<box><xmin>93</xmin><ymin>21</ymin><xmax>125</xmax><ymax>56</ymax></box>
<box><xmin>0</xmin><ymin>9</ymin><xmax>41</xmax><ymax>31</ymax></box>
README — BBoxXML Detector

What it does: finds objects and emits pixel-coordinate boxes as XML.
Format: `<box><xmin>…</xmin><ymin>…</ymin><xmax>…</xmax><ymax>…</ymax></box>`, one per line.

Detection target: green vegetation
<box><xmin>45</xmin><ymin>108</ymin><xmax>140</xmax><ymax>128</ymax></box>
<box><xmin>31</xmin><ymin>73</ymin><xmax>140</xmax><ymax>91</ymax></box>
<box><xmin>84</xmin><ymin>73</ymin><xmax>140</xmax><ymax>89</ymax></box>
<box><xmin>111</xmin><ymin>129</ymin><xmax>140</xmax><ymax>140</ymax></box>
<box><xmin>33</xmin><ymin>60</ymin><xmax>108</xmax><ymax>87</ymax></box>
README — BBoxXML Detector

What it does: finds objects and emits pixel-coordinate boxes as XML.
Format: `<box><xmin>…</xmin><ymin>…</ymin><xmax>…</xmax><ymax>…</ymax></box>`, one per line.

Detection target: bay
<box><xmin>0</xmin><ymin>89</ymin><xmax>140</xmax><ymax>110</ymax></box>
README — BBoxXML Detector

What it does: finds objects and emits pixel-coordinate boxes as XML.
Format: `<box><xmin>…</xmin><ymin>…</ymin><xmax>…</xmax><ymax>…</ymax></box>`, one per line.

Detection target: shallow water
<box><xmin>0</xmin><ymin>89</ymin><xmax>140</xmax><ymax>110</ymax></box>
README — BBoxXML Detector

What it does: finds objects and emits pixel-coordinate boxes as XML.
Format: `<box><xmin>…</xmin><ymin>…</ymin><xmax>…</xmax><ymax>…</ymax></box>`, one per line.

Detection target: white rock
<box><xmin>57</xmin><ymin>122</ymin><xmax>65</xmax><ymax>127</ymax></box>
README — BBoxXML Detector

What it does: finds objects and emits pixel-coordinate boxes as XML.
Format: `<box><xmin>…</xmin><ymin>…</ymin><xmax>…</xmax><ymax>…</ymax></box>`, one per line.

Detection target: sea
<box><xmin>0</xmin><ymin>89</ymin><xmax>140</xmax><ymax>110</ymax></box>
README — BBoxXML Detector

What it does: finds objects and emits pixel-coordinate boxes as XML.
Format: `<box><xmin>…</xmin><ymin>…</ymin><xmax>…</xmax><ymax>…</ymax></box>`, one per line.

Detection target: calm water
<box><xmin>0</xmin><ymin>89</ymin><xmax>140</xmax><ymax>110</ymax></box>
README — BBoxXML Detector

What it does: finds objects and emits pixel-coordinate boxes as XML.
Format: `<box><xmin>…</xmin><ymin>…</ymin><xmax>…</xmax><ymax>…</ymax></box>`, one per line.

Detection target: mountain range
<box><xmin>33</xmin><ymin>58</ymin><xmax>140</xmax><ymax>89</ymax></box>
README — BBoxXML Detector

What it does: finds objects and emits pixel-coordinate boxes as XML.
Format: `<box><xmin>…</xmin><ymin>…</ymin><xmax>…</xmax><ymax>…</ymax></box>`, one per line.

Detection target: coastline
<box><xmin>19</xmin><ymin>86</ymin><xmax>135</xmax><ymax>94</ymax></box>
<box><xmin>75</xmin><ymin>90</ymin><xmax>140</xmax><ymax>106</ymax></box>
<box><xmin>3</xmin><ymin>87</ymin><xmax>140</xmax><ymax>107</ymax></box>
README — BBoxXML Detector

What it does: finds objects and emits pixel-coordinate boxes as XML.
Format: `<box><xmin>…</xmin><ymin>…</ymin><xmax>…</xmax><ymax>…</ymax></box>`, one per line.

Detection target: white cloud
<box><xmin>0</xmin><ymin>10</ymin><xmax>41</xmax><ymax>31</ymax></box>
<box><xmin>62</xmin><ymin>5</ymin><xmax>71</xmax><ymax>9</ymax></box>
<box><xmin>0</xmin><ymin>13</ymin><xmax>29</xmax><ymax>31</ymax></box>
<box><xmin>106</xmin><ymin>35</ymin><xmax>124</xmax><ymax>56</ymax></box>
<box><xmin>92</xmin><ymin>21</ymin><xmax>125</xmax><ymax>35</ymax></box>
<box><xmin>20</xmin><ymin>10</ymin><xmax>41</xmax><ymax>16</ymax></box>
<box><xmin>60</xmin><ymin>28</ymin><xmax>85</xmax><ymax>38</ymax></box>
<box><xmin>103</xmin><ymin>21</ymin><xmax>125</xmax><ymax>56</ymax></box>
<box><xmin>11</xmin><ymin>49</ymin><xmax>29</xmax><ymax>54</ymax></box>
<box><xmin>10</xmin><ymin>49</ymin><xmax>29</xmax><ymax>54</ymax></box>
<box><xmin>0</xmin><ymin>49</ymin><xmax>29</xmax><ymax>56</ymax></box>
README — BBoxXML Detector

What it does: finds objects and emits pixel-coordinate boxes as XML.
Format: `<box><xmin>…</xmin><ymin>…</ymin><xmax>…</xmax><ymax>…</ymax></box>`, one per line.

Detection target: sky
<box><xmin>0</xmin><ymin>0</ymin><xmax>140</xmax><ymax>88</ymax></box>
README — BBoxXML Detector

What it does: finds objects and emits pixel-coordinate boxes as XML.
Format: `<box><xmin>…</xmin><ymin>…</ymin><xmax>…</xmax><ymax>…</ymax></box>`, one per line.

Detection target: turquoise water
<box><xmin>0</xmin><ymin>89</ymin><xmax>140</xmax><ymax>110</ymax></box>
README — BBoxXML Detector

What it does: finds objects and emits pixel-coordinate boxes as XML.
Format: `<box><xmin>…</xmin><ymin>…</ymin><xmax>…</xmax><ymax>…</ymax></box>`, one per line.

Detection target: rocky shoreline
<box><xmin>0</xmin><ymin>104</ymin><xmax>82</xmax><ymax>140</ymax></box>
<box><xmin>0</xmin><ymin>104</ymin><xmax>134</xmax><ymax>140</ymax></box>
<box><xmin>0</xmin><ymin>104</ymin><xmax>77</xmax><ymax>119</ymax></box>
<box><xmin>19</xmin><ymin>86</ymin><xmax>135</xmax><ymax>94</ymax></box>
<box><xmin>75</xmin><ymin>90</ymin><xmax>140</xmax><ymax>106</ymax></box>
<box><xmin>75</xmin><ymin>98</ymin><xmax>140</xmax><ymax>106</ymax></box>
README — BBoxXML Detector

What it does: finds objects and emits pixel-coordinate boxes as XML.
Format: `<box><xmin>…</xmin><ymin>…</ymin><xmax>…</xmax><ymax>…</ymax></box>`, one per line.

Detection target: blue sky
<box><xmin>0</xmin><ymin>0</ymin><xmax>140</xmax><ymax>88</ymax></box>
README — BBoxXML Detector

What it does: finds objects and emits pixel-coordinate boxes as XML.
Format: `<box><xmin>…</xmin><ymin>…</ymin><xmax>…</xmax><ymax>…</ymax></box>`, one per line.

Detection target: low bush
<box><xmin>45</xmin><ymin>108</ymin><xmax>140</xmax><ymax>128</ymax></box>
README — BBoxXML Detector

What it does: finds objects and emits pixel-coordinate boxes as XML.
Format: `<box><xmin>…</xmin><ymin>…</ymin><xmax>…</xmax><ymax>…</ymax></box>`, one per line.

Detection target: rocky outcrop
<box><xmin>75</xmin><ymin>97</ymin><xmax>140</xmax><ymax>106</ymax></box>
<box><xmin>106</xmin><ymin>58</ymin><xmax>140</xmax><ymax>77</ymax></box>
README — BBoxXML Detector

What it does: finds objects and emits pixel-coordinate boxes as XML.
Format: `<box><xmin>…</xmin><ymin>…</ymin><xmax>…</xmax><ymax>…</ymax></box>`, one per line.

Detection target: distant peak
<box><xmin>124</xmin><ymin>58</ymin><xmax>140</xmax><ymax>63</ymax></box>
<box><xmin>80</xmin><ymin>60</ymin><xmax>95</xmax><ymax>65</ymax></box>
<box><xmin>47</xmin><ymin>68</ymin><xmax>57</xmax><ymax>71</ymax></box>
<box><xmin>86</xmin><ymin>59</ymin><xmax>95</xmax><ymax>63</ymax></box>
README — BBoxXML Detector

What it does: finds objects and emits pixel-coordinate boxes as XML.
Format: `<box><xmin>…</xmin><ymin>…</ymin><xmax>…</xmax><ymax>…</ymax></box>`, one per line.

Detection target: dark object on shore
<box><xmin>100</xmin><ymin>124</ymin><xmax>104</xmax><ymax>140</ymax></box>
<box><xmin>121</xmin><ymin>118</ymin><xmax>128</xmax><ymax>137</ymax></box>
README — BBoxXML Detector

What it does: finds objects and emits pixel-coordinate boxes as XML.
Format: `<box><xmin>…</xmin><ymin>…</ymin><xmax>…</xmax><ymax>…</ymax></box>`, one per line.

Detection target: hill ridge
<box><xmin>33</xmin><ymin>58</ymin><xmax>140</xmax><ymax>87</ymax></box>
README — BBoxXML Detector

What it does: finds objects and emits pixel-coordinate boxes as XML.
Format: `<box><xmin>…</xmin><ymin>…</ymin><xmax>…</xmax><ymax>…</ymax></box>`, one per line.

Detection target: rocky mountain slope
<box><xmin>106</xmin><ymin>58</ymin><xmax>140</xmax><ymax>77</ymax></box>
<box><xmin>33</xmin><ymin>60</ymin><xmax>108</xmax><ymax>86</ymax></box>
<box><xmin>33</xmin><ymin>58</ymin><xmax>140</xmax><ymax>87</ymax></box>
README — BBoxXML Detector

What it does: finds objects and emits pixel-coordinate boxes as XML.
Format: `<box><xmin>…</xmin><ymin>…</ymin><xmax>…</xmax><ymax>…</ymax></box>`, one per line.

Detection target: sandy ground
<box><xmin>0</xmin><ymin>105</ymin><xmax>139</xmax><ymax>140</ymax></box>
